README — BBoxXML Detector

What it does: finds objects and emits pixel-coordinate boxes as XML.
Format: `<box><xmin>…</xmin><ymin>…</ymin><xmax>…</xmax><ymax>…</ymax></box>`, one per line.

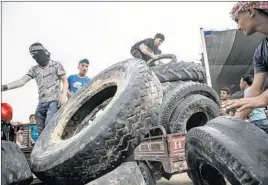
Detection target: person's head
<box><xmin>240</xmin><ymin>74</ymin><xmax>253</xmax><ymax>90</ymax></box>
<box><xmin>230</xmin><ymin>2</ymin><xmax>268</xmax><ymax>36</ymax></box>
<box><xmin>153</xmin><ymin>33</ymin><xmax>165</xmax><ymax>46</ymax></box>
<box><xmin>29</xmin><ymin>42</ymin><xmax>50</xmax><ymax>67</ymax></box>
<box><xmin>220</xmin><ymin>87</ymin><xmax>231</xmax><ymax>101</ymax></box>
<box><xmin>78</xmin><ymin>58</ymin><xmax>89</xmax><ymax>77</ymax></box>
<box><xmin>29</xmin><ymin>114</ymin><xmax>36</xmax><ymax>124</ymax></box>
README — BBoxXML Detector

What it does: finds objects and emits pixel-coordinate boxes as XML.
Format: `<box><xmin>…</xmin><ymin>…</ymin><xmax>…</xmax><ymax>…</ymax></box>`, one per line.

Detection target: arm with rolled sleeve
<box><xmin>234</xmin><ymin>42</ymin><xmax>268</xmax><ymax>118</ymax></box>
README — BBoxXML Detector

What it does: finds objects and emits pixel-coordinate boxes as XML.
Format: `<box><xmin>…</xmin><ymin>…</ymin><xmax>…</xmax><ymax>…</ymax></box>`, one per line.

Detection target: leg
<box><xmin>35</xmin><ymin>103</ymin><xmax>48</xmax><ymax>136</ymax></box>
<box><xmin>45</xmin><ymin>101</ymin><xmax>59</xmax><ymax>126</ymax></box>
<box><xmin>131</xmin><ymin>49</ymin><xmax>143</xmax><ymax>59</ymax></box>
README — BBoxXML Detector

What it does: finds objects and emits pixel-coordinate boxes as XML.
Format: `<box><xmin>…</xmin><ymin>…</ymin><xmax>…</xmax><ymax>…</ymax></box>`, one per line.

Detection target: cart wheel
<box><xmin>138</xmin><ymin>162</ymin><xmax>156</xmax><ymax>185</ymax></box>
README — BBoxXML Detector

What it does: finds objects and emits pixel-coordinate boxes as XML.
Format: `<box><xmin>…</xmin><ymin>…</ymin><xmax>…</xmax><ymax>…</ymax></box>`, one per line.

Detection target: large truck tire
<box><xmin>158</xmin><ymin>81</ymin><xmax>220</xmax><ymax>130</ymax></box>
<box><xmin>185</xmin><ymin>117</ymin><xmax>268</xmax><ymax>185</ymax></box>
<box><xmin>1</xmin><ymin>141</ymin><xmax>33</xmax><ymax>185</ymax></box>
<box><xmin>86</xmin><ymin>162</ymin><xmax>146</xmax><ymax>185</ymax></box>
<box><xmin>138</xmin><ymin>162</ymin><xmax>156</xmax><ymax>185</ymax></box>
<box><xmin>151</xmin><ymin>62</ymin><xmax>206</xmax><ymax>83</ymax></box>
<box><xmin>30</xmin><ymin>59</ymin><xmax>163</xmax><ymax>185</ymax></box>
<box><xmin>168</xmin><ymin>94</ymin><xmax>220</xmax><ymax>133</ymax></box>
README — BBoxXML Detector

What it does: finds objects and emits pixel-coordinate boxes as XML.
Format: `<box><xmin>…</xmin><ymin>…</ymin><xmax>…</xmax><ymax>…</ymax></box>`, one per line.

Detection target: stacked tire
<box><xmin>149</xmin><ymin>55</ymin><xmax>220</xmax><ymax>134</ymax></box>
<box><xmin>29</xmin><ymin>55</ymin><xmax>220</xmax><ymax>185</ymax></box>
<box><xmin>30</xmin><ymin>59</ymin><xmax>163</xmax><ymax>185</ymax></box>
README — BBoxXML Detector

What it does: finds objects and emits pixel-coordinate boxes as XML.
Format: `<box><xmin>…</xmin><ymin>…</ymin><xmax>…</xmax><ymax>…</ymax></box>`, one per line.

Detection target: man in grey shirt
<box><xmin>2</xmin><ymin>42</ymin><xmax>68</xmax><ymax>135</ymax></box>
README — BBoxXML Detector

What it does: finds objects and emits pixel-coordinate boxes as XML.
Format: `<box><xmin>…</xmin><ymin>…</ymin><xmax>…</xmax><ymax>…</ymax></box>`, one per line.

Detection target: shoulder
<box><xmin>68</xmin><ymin>74</ymin><xmax>77</xmax><ymax>80</ymax></box>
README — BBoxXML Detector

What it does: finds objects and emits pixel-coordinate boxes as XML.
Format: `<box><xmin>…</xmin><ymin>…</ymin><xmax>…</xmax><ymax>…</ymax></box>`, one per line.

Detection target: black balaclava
<box><xmin>29</xmin><ymin>42</ymin><xmax>50</xmax><ymax>67</ymax></box>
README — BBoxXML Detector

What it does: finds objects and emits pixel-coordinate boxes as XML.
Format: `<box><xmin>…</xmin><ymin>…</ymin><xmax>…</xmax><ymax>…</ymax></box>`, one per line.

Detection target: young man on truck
<box><xmin>131</xmin><ymin>33</ymin><xmax>165</xmax><ymax>61</ymax></box>
<box><xmin>223</xmin><ymin>2</ymin><xmax>268</xmax><ymax>133</ymax></box>
<box><xmin>1</xmin><ymin>42</ymin><xmax>68</xmax><ymax>135</ymax></box>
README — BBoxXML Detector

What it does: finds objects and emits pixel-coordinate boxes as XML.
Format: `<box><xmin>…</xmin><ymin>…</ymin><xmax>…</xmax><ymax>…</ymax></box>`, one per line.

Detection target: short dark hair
<box><xmin>79</xmin><ymin>58</ymin><xmax>89</xmax><ymax>65</ymax></box>
<box><xmin>221</xmin><ymin>87</ymin><xmax>231</xmax><ymax>95</ymax></box>
<box><xmin>154</xmin><ymin>33</ymin><xmax>165</xmax><ymax>41</ymax></box>
<box><xmin>29</xmin><ymin>114</ymin><xmax>35</xmax><ymax>119</ymax></box>
<box><xmin>241</xmin><ymin>74</ymin><xmax>253</xmax><ymax>86</ymax></box>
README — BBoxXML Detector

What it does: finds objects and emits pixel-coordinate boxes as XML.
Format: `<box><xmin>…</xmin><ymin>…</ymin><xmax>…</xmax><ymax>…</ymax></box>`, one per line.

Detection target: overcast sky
<box><xmin>2</xmin><ymin>2</ymin><xmax>237</xmax><ymax>122</ymax></box>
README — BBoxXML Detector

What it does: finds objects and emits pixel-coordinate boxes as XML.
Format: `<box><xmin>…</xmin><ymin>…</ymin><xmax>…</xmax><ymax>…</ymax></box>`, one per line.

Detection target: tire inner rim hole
<box><xmin>186</xmin><ymin>112</ymin><xmax>208</xmax><ymax>131</ymax></box>
<box><xmin>61</xmin><ymin>85</ymin><xmax>117</xmax><ymax>140</ymax></box>
<box><xmin>199</xmin><ymin>164</ymin><xmax>227</xmax><ymax>185</ymax></box>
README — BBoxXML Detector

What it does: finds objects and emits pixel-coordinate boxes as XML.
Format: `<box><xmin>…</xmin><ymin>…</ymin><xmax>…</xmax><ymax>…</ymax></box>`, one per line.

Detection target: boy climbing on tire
<box><xmin>131</xmin><ymin>33</ymin><xmax>165</xmax><ymax>61</ymax></box>
<box><xmin>223</xmin><ymin>1</ymin><xmax>268</xmax><ymax>133</ymax></box>
<box><xmin>1</xmin><ymin>42</ymin><xmax>68</xmax><ymax>135</ymax></box>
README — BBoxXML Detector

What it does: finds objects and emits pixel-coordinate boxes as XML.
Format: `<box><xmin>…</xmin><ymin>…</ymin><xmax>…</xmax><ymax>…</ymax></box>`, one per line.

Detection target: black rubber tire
<box><xmin>86</xmin><ymin>162</ymin><xmax>146</xmax><ymax>185</ymax></box>
<box><xmin>30</xmin><ymin>59</ymin><xmax>163</xmax><ymax>185</ymax></box>
<box><xmin>138</xmin><ymin>162</ymin><xmax>156</xmax><ymax>185</ymax></box>
<box><xmin>160</xmin><ymin>81</ymin><xmax>181</xmax><ymax>95</ymax></box>
<box><xmin>1</xmin><ymin>141</ymin><xmax>33</xmax><ymax>185</ymax></box>
<box><xmin>158</xmin><ymin>81</ymin><xmax>220</xmax><ymax>130</ymax></box>
<box><xmin>185</xmin><ymin>117</ymin><xmax>268</xmax><ymax>185</ymax></box>
<box><xmin>169</xmin><ymin>94</ymin><xmax>220</xmax><ymax>133</ymax></box>
<box><xmin>150</xmin><ymin>61</ymin><xmax>206</xmax><ymax>83</ymax></box>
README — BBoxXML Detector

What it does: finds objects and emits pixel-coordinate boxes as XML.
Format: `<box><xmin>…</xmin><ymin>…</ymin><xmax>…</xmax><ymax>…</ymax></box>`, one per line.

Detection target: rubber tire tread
<box><xmin>86</xmin><ymin>162</ymin><xmax>146</xmax><ymax>185</ymax></box>
<box><xmin>168</xmin><ymin>94</ymin><xmax>220</xmax><ymax>133</ymax></box>
<box><xmin>158</xmin><ymin>81</ymin><xmax>220</xmax><ymax>130</ymax></box>
<box><xmin>30</xmin><ymin>59</ymin><xmax>163</xmax><ymax>185</ymax></box>
<box><xmin>151</xmin><ymin>61</ymin><xmax>206</xmax><ymax>83</ymax></box>
<box><xmin>1</xmin><ymin>141</ymin><xmax>33</xmax><ymax>185</ymax></box>
<box><xmin>185</xmin><ymin>117</ymin><xmax>268</xmax><ymax>185</ymax></box>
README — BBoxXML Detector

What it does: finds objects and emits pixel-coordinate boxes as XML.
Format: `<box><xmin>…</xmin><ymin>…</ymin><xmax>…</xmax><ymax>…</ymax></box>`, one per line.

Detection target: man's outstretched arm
<box><xmin>2</xmin><ymin>75</ymin><xmax>32</xmax><ymax>91</ymax></box>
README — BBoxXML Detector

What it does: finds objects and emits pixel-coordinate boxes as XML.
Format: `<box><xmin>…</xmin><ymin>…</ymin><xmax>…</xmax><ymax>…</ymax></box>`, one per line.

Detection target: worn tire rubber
<box><xmin>138</xmin><ymin>162</ymin><xmax>156</xmax><ymax>185</ymax></box>
<box><xmin>160</xmin><ymin>81</ymin><xmax>181</xmax><ymax>95</ymax></box>
<box><xmin>86</xmin><ymin>162</ymin><xmax>146</xmax><ymax>185</ymax></box>
<box><xmin>1</xmin><ymin>141</ymin><xmax>33</xmax><ymax>185</ymax></box>
<box><xmin>169</xmin><ymin>94</ymin><xmax>220</xmax><ymax>133</ymax></box>
<box><xmin>158</xmin><ymin>81</ymin><xmax>220</xmax><ymax>131</ymax></box>
<box><xmin>185</xmin><ymin>117</ymin><xmax>268</xmax><ymax>185</ymax></box>
<box><xmin>150</xmin><ymin>61</ymin><xmax>206</xmax><ymax>83</ymax></box>
<box><xmin>30</xmin><ymin>59</ymin><xmax>163</xmax><ymax>185</ymax></box>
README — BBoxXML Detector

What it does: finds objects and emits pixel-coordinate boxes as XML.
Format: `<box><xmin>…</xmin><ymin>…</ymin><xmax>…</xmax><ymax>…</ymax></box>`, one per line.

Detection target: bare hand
<box><xmin>58</xmin><ymin>95</ymin><xmax>67</xmax><ymax>107</ymax></box>
<box><xmin>222</xmin><ymin>96</ymin><xmax>266</xmax><ymax>112</ymax></box>
<box><xmin>152</xmin><ymin>55</ymin><xmax>160</xmax><ymax>60</ymax></box>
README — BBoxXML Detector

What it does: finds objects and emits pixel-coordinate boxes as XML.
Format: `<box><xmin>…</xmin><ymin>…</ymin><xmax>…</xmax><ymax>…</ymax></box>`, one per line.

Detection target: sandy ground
<box><xmin>157</xmin><ymin>173</ymin><xmax>193</xmax><ymax>185</ymax></box>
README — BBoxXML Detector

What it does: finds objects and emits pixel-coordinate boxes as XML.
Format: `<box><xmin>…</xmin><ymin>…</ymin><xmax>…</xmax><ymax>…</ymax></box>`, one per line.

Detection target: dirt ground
<box><xmin>157</xmin><ymin>173</ymin><xmax>193</xmax><ymax>185</ymax></box>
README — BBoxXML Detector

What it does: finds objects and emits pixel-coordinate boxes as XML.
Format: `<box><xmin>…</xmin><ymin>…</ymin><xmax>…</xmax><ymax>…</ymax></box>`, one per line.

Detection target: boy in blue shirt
<box><xmin>29</xmin><ymin>114</ymin><xmax>38</xmax><ymax>145</ymax></box>
<box><xmin>67</xmin><ymin>58</ymin><xmax>91</xmax><ymax>98</ymax></box>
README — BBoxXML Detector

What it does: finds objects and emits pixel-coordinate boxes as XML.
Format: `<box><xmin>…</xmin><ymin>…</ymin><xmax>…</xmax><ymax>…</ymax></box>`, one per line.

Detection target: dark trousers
<box><xmin>131</xmin><ymin>49</ymin><xmax>143</xmax><ymax>59</ymax></box>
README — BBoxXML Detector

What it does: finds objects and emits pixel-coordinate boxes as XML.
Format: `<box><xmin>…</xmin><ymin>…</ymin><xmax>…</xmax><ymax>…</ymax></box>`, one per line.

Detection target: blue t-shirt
<box><xmin>29</xmin><ymin>125</ymin><xmax>38</xmax><ymax>142</ymax></box>
<box><xmin>253</xmin><ymin>38</ymin><xmax>268</xmax><ymax>73</ymax></box>
<box><xmin>68</xmin><ymin>75</ymin><xmax>90</xmax><ymax>94</ymax></box>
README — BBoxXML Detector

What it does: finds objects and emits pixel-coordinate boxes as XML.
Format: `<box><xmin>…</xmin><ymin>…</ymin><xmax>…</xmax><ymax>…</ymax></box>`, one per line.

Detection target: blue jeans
<box><xmin>35</xmin><ymin>101</ymin><xmax>59</xmax><ymax>135</ymax></box>
<box><xmin>251</xmin><ymin>118</ymin><xmax>268</xmax><ymax>134</ymax></box>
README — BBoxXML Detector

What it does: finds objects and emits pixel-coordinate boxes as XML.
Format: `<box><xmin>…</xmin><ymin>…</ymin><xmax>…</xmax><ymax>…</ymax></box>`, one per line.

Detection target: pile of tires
<box><xmin>148</xmin><ymin>54</ymin><xmax>220</xmax><ymax>134</ymax></box>
<box><xmin>29</xmin><ymin>55</ymin><xmax>220</xmax><ymax>185</ymax></box>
